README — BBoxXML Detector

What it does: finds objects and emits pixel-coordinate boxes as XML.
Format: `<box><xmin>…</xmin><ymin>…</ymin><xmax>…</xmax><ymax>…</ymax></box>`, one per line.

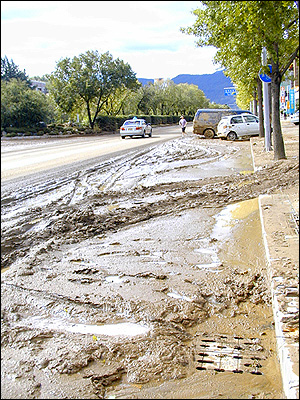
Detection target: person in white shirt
<box><xmin>179</xmin><ymin>115</ymin><xmax>187</xmax><ymax>136</ymax></box>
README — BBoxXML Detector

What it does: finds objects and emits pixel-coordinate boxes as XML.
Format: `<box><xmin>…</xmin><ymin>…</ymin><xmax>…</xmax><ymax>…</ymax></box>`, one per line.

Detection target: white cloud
<box><xmin>1</xmin><ymin>1</ymin><xmax>220</xmax><ymax>78</ymax></box>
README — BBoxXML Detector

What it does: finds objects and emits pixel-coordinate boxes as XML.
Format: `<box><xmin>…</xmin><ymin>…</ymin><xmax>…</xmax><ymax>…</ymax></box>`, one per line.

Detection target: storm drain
<box><xmin>194</xmin><ymin>334</ymin><xmax>266</xmax><ymax>375</ymax></box>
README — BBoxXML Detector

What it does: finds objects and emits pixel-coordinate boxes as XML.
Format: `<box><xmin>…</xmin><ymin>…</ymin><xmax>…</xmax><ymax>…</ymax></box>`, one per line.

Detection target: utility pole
<box><xmin>261</xmin><ymin>47</ymin><xmax>272</xmax><ymax>151</ymax></box>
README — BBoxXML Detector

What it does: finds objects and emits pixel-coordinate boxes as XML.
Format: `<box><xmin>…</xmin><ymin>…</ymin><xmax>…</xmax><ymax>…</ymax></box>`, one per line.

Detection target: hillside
<box><xmin>138</xmin><ymin>70</ymin><xmax>237</xmax><ymax>108</ymax></box>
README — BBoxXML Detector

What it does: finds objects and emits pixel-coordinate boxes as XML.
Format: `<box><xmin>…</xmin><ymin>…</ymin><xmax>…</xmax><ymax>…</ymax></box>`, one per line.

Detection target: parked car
<box><xmin>192</xmin><ymin>108</ymin><xmax>252</xmax><ymax>138</ymax></box>
<box><xmin>290</xmin><ymin>110</ymin><xmax>299</xmax><ymax>125</ymax></box>
<box><xmin>217</xmin><ymin>113</ymin><xmax>259</xmax><ymax>140</ymax></box>
<box><xmin>120</xmin><ymin>118</ymin><xmax>152</xmax><ymax>139</ymax></box>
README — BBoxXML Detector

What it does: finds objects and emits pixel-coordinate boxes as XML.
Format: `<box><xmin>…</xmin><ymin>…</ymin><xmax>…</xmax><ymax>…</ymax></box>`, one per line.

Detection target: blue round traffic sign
<box><xmin>259</xmin><ymin>65</ymin><xmax>272</xmax><ymax>83</ymax></box>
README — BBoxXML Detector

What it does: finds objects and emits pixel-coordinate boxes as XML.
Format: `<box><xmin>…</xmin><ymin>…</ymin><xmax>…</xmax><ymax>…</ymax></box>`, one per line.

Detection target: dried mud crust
<box><xmin>1</xmin><ymin>135</ymin><xmax>298</xmax><ymax>399</ymax></box>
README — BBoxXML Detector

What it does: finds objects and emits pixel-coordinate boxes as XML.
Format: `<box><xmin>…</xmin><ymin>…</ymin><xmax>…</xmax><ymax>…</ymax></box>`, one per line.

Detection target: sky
<box><xmin>1</xmin><ymin>1</ymin><xmax>221</xmax><ymax>80</ymax></box>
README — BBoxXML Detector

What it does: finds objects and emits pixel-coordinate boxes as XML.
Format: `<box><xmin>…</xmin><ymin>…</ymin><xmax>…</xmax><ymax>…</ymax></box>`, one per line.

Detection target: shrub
<box><xmin>5</xmin><ymin>132</ymin><xmax>17</xmax><ymax>137</ymax></box>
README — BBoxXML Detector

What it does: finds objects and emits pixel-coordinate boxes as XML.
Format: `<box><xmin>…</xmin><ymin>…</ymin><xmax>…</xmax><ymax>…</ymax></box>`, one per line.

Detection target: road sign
<box><xmin>259</xmin><ymin>64</ymin><xmax>272</xmax><ymax>83</ymax></box>
<box><xmin>224</xmin><ymin>87</ymin><xmax>236</xmax><ymax>96</ymax></box>
<box><xmin>289</xmin><ymin>89</ymin><xmax>295</xmax><ymax>114</ymax></box>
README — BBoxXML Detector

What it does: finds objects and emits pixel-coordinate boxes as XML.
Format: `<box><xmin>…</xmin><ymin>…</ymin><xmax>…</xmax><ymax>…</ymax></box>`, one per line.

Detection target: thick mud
<box><xmin>1</xmin><ymin>135</ymin><xmax>298</xmax><ymax>399</ymax></box>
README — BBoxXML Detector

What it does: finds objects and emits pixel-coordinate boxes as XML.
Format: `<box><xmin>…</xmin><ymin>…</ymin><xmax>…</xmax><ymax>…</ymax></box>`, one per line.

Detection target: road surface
<box><xmin>1</xmin><ymin>125</ymin><xmax>180</xmax><ymax>182</ymax></box>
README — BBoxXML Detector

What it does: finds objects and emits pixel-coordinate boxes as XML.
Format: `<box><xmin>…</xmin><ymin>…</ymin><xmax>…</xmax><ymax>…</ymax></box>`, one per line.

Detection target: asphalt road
<box><xmin>1</xmin><ymin>125</ymin><xmax>181</xmax><ymax>184</ymax></box>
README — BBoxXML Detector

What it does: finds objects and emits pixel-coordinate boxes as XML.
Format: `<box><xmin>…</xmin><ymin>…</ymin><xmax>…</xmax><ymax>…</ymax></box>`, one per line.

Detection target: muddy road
<box><xmin>1</xmin><ymin>131</ymin><xmax>298</xmax><ymax>399</ymax></box>
<box><xmin>1</xmin><ymin>125</ymin><xmax>178</xmax><ymax>181</ymax></box>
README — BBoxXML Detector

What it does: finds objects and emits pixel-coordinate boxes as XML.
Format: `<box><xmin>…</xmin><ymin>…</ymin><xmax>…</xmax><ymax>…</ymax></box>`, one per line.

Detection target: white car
<box><xmin>290</xmin><ymin>110</ymin><xmax>299</xmax><ymax>125</ymax></box>
<box><xmin>120</xmin><ymin>118</ymin><xmax>152</xmax><ymax>139</ymax></box>
<box><xmin>217</xmin><ymin>113</ymin><xmax>259</xmax><ymax>140</ymax></box>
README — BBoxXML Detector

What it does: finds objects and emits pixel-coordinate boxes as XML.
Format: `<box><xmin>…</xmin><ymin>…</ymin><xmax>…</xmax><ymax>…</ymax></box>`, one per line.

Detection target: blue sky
<box><xmin>1</xmin><ymin>1</ymin><xmax>220</xmax><ymax>79</ymax></box>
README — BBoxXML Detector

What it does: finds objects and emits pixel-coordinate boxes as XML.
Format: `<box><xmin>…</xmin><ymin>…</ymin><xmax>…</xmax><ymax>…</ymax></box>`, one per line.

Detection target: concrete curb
<box><xmin>250</xmin><ymin>125</ymin><xmax>299</xmax><ymax>399</ymax></box>
<box><xmin>258</xmin><ymin>194</ymin><xmax>299</xmax><ymax>399</ymax></box>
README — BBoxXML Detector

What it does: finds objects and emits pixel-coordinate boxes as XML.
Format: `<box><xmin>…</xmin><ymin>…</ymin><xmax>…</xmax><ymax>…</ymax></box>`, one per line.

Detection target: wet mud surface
<box><xmin>1</xmin><ymin>135</ymin><xmax>298</xmax><ymax>398</ymax></box>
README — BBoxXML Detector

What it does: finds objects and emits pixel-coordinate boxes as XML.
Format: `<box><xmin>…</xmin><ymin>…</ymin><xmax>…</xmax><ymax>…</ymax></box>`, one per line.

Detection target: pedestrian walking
<box><xmin>179</xmin><ymin>115</ymin><xmax>187</xmax><ymax>137</ymax></box>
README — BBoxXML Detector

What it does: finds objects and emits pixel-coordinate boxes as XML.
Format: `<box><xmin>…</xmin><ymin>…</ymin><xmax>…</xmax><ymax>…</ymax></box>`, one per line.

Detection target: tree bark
<box><xmin>252</xmin><ymin>88</ymin><xmax>258</xmax><ymax>116</ymax></box>
<box><xmin>86</xmin><ymin>101</ymin><xmax>94</xmax><ymax>129</ymax></box>
<box><xmin>271</xmin><ymin>70</ymin><xmax>286</xmax><ymax>160</ymax></box>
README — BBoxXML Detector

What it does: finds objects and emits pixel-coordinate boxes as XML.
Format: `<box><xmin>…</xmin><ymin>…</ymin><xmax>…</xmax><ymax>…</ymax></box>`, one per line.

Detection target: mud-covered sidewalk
<box><xmin>250</xmin><ymin>120</ymin><xmax>299</xmax><ymax>399</ymax></box>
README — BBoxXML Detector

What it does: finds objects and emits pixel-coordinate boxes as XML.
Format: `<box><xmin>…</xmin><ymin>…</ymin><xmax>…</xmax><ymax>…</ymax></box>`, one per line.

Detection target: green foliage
<box><xmin>1</xmin><ymin>79</ymin><xmax>55</xmax><ymax>128</ymax></box>
<box><xmin>96</xmin><ymin>115</ymin><xmax>119</xmax><ymax>132</ymax></box>
<box><xmin>122</xmin><ymin>79</ymin><xmax>212</xmax><ymax>116</ymax></box>
<box><xmin>181</xmin><ymin>1</ymin><xmax>299</xmax><ymax>99</ymax></box>
<box><xmin>181</xmin><ymin>0</ymin><xmax>299</xmax><ymax>159</ymax></box>
<box><xmin>48</xmin><ymin>50</ymin><xmax>140</xmax><ymax>129</ymax></box>
<box><xmin>1</xmin><ymin>56</ymin><xmax>31</xmax><ymax>86</ymax></box>
<box><xmin>1</xmin><ymin>53</ymin><xmax>232</xmax><ymax>132</ymax></box>
<box><xmin>48</xmin><ymin>51</ymin><xmax>217</xmax><ymax>124</ymax></box>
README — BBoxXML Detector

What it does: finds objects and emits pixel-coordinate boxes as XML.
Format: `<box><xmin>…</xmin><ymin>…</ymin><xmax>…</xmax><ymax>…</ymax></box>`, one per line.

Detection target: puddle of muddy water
<box><xmin>212</xmin><ymin>199</ymin><xmax>259</xmax><ymax>240</ymax></box>
<box><xmin>212</xmin><ymin>198</ymin><xmax>265</xmax><ymax>271</ymax></box>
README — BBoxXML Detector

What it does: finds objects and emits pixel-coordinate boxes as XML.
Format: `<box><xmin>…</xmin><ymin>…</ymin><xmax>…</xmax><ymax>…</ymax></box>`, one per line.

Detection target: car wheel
<box><xmin>121</xmin><ymin>136</ymin><xmax>125</xmax><ymax>139</ymax></box>
<box><xmin>204</xmin><ymin>128</ymin><xmax>215</xmax><ymax>139</ymax></box>
<box><xmin>227</xmin><ymin>131</ymin><xmax>237</xmax><ymax>141</ymax></box>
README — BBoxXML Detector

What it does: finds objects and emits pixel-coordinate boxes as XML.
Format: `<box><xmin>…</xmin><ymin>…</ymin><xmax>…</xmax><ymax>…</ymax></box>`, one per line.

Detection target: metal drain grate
<box><xmin>194</xmin><ymin>334</ymin><xmax>266</xmax><ymax>375</ymax></box>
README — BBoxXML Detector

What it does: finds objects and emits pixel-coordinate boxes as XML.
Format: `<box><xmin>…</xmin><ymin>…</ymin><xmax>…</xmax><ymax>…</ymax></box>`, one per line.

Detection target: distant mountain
<box><xmin>138</xmin><ymin>70</ymin><xmax>237</xmax><ymax>108</ymax></box>
<box><xmin>138</xmin><ymin>78</ymin><xmax>154</xmax><ymax>86</ymax></box>
<box><xmin>172</xmin><ymin>71</ymin><xmax>237</xmax><ymax>107</ymax></box>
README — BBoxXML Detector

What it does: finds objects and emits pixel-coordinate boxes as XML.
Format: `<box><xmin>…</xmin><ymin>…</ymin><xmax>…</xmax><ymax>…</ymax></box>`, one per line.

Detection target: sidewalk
<box><xmin>250</xmin><ymin>120</ymin><xmax>299</xmax><ymax>399</ymax></box>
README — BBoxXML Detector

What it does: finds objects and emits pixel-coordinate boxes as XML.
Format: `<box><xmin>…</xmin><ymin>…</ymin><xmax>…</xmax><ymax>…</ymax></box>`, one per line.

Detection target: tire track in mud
<box><xmin>1</xmin><ymin>138</ymin><xmax>298</xmax><ymax>270</ymax></box>
<box><xmin>1</xmin><ymin>148</ymin><xmax>151</xmax><ymax>267</ymax></box>
<box><xmin>1</xmin><ymin>139</ymin><xmax>222</xmax><ymax>269</ymax></box>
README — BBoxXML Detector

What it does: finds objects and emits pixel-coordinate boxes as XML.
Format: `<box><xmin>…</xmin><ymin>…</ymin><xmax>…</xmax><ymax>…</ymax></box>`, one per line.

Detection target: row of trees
<box><xmin>181</xmin><ymin>0</ymin><xmax>299</xmax><ymax>160</ymax></box>
<box><xmin>1</xmin><ymin>52</ymin><xmax>226</xmax><ymax>132</ymax></box>
<box><xmin>47</xmin><ymin>50</ymin><xmax>219</xmax><ymax>128</ymax></box>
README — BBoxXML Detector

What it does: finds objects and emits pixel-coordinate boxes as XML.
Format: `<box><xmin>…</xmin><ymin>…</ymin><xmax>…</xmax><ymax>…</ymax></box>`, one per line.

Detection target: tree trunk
<box><xmin>86</xmin><ymin>101</ymin><xmax>94</xmax><ymax>129</ymax></box>
<box><xmin>271</xmin><ymin>71</ymin><xmax>286</xmax><ymax>160</ymax></box>
<box><xmin>252</xmin><ymin>88</ymin><xmax>258</xmax><ymax>116</ymax></box>
<box><xmin>257</xmin><ymin>78</ymin><xmax>264</xmax><ymax>138</ymax></box>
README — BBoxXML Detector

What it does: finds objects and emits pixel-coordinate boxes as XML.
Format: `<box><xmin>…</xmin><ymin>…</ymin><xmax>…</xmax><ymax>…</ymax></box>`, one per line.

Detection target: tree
<box><xmin>182</xmin><ymin>1</ymin><xmax>299</xmax><ymax>160</ymax></box>
<box><xmin>133</xmin><ymin>80</ymin><xmax>211</xmax><ymax>116</ymax></box>
<box><xmin>1</xmin><ymin>56</ymin><xmax>31</xmax><ymax>86</ymax></box>
<box><xmin>263</xmin><ymin>1</ymin><xmax>299</xmax><ymax>159</ymax></box>
<box><xmin>48</xmin><ymin>50</ymin><xmax>140</xmax><ymax>129</ymax></box>
<box><xmin>1</xmin><ymin>79</ymin><xmax>55</xmax><ymax>128</ymax></box>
